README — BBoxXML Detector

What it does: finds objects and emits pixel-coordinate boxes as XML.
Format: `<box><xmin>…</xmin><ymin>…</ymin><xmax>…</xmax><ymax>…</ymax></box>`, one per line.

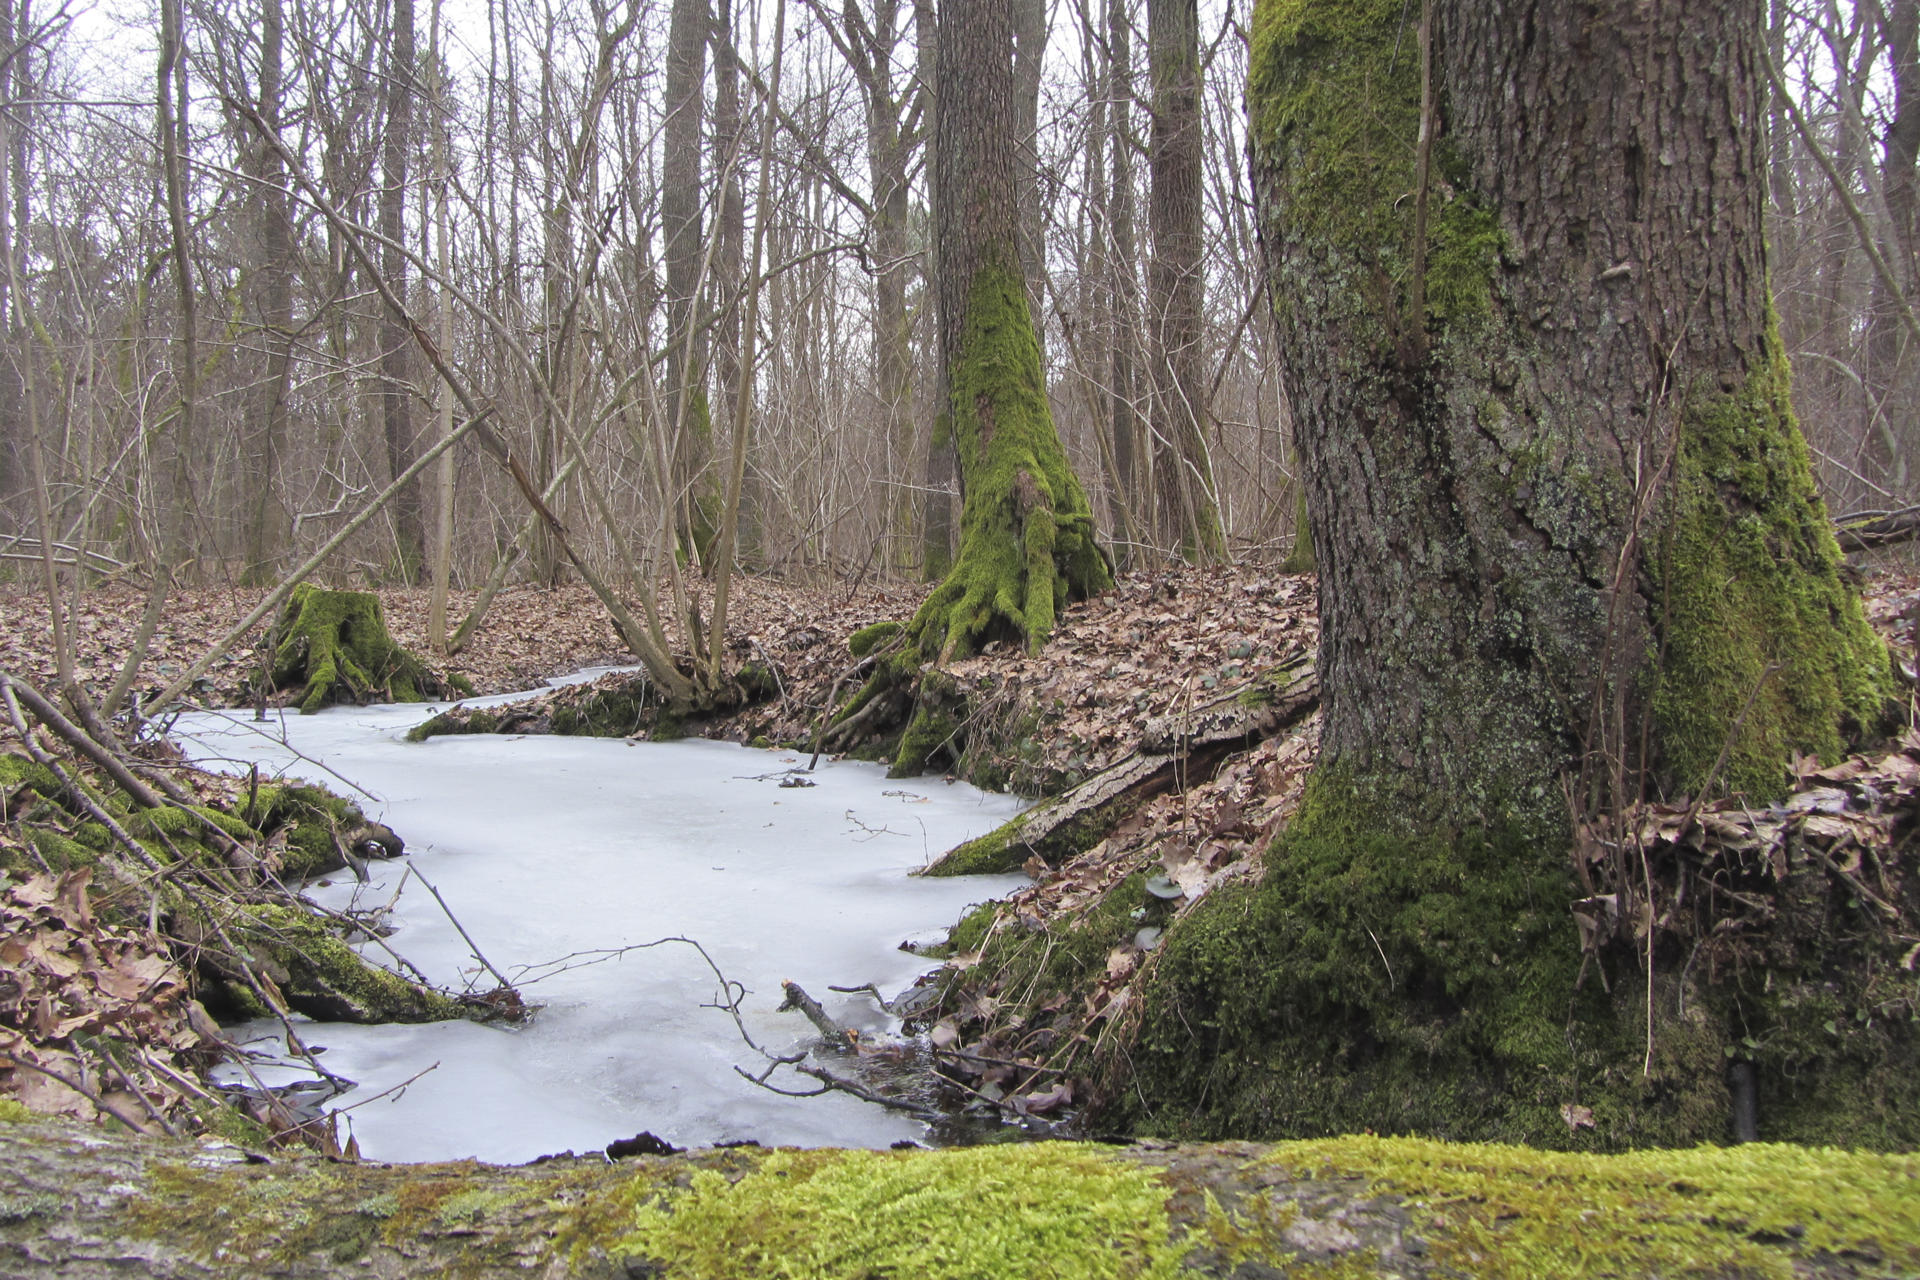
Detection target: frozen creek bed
<box><xmin>171</xmin><ymin>678</ymin><xmax>1026</xmax><ymax>1163</ymax></box>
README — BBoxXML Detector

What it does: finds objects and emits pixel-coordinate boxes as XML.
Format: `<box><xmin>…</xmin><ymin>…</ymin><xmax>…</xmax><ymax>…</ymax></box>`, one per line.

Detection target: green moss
<box><xmin>241</xmin><ymin>782</ymin><xmax>368</xmax><ymax>880</ymax></box>
<box><xmin>26</xmin><ymin>829</ymin><xmax>98</xmax><ymax>873</ymax></box>
<box><xmin>259</xmin><ymin>585</ymin><xmax>447</xmax><ymax>714</ymax></box>
<box><xmin>1651</xmin><ymin>353</ymin><xmax>1895</xmax><ymax>798</ymax></box>
<box><xmin>930</xmin><ymin>824</ymin><xmax>1021</xmax><ymax>876</ymax></box>
<box><xmin>925</xmin><ymin>806</ymin><xmax>1112</xmax><ymax>876</ymax></box>
<box><xmin>608</xmin><ymin>1145</ymin><xmax>1184</xmax><ymax>1280</ymax></box>
<box><xmin>1123</xmin><ymin>768</ymin><xmax>1701</xmax><ymax>1146</ymax></box>
<box><xmin>958</xmin><ymin>872</ymin><xmax>1145</xmax><ymax>1025</ymax></box>
<box><xmin>228</xmin><ymin>903</ymin><xmax>464</xmax><ymax>1023</ymax></box>
<box><xmin>0</xmin><ymin>1099</ymin><xmax>34</xmax><ymax>1123</ymax></box>
<box><xmin>891</xmin><ymin>669</ymin><xmax>964</xmax><ymax>778</ymax></box>
<box><xmin>1249</xmin><ymin>0</ymin><xmax>1502</xmax><ymax>347</ymax></box>
<box><xmin>0</xmin><ymin>752</ymin><xmax>61</xmax><ymax>801</ymax></box>
<box><xmin>1260</xmin><ymin>1136</ymin><xmax>1920</xmax><ymax>1279</ymax></box>
<box><xmin>900</xmin><ymin>265</ymin><xmax>1111</xmax><ymax>668</ymax></box>
<box><xmin>849</xmin><ymin>620</ymin><xmax>903</xmax><ymax>658</ymax></box>
<box><xmin>1121</xmin><ymin>762</ymin><xmax>1918</xmax><ymax>1149</ymax></box>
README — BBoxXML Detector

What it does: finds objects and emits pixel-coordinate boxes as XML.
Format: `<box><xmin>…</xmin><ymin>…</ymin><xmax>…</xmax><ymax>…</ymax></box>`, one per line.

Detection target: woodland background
<box><xmin>2</xmin><ymin>0</ymin><xmax>1916</xmax><ymax>607</ymax></box>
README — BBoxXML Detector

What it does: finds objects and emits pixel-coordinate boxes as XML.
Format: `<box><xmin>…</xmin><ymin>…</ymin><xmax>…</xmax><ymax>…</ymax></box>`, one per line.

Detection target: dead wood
<box><xmin>922</xmin><ymin>653</ymin><xmax>1317</xmax><ymax>875</ymax></box>
<box><xmin>1836</xmin><ymin>504</ymin><xmax>1920</xmax><ymax>551</ymax></box>
<box><xmin>0</xmin><ymin>1117</ymin><xmax>1902</xmax><ymax>1279</ymax></box>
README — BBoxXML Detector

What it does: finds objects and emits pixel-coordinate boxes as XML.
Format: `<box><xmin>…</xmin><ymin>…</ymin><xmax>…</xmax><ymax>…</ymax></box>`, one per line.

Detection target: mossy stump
<box><xmin>258</xmin><ymin>585</ymin><xmax>463</xmax><ymax>714</ymax></box>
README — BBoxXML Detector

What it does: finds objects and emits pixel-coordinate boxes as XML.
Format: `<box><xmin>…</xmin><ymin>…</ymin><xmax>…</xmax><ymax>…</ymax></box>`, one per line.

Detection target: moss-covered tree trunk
<box><xmin>917</xmin><ymin>0</ymin><xmax>1110</xmax><ymax>664</ymax></box>
<box><xmin>1124</xmin><ymin>0</ymin><xmax>1907</xmax><ymax>1148</ymax></box>
<box><xmin>260</xmin><ymin>585</ymin><xmax>461</xmax><ymax>713</ymax></box>
<box><xmin>843</xmin><ymin>0</ymin><xmax>1110</xmax><ymax>776</ymax></box>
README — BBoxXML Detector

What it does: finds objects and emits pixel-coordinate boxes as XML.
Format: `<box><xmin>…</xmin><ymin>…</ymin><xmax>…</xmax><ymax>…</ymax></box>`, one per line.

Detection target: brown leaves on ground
<box><xmin>934</xmin><ymin>569</ymin><xmax>1317</xmax><ymax>792</ymax></box>
<box><xmin>0</xmin><ymin>869</ymin><xmax>211</xmax><ymax>1130</ymax></box>
<box><xmin>0</xmin><ymin>582</ymin><xmax>640</xmax><ymax>709</ymax></box>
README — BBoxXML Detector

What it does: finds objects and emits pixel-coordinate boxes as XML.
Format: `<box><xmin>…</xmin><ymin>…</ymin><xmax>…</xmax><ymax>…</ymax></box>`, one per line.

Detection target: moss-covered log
<box><xmin>1116</xmin><ymin>0</ymin><xmax>1909</xmax><ymax>1149</ymax></box>
<box><xmin>258</xmin><ymin>585</ymin><xmax>468</xmax><ymax>714</ymax></box>
<box><xmin>3</xmin><ymin>1117</ymin><xmax>1916</xmax><ymax>1278</ymax></box>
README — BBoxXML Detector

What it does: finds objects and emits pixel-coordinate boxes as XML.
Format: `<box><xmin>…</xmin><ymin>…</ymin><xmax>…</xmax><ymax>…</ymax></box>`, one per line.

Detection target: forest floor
<box><xmin>5</xmin><ymin>567</ymin><xmax>1920</xmax><ymax>1276</ymax></box>
<box><xmin>7</xmin><ymin>564</ymin><xmax>1920</xmax><ymax>1137</ymax></box>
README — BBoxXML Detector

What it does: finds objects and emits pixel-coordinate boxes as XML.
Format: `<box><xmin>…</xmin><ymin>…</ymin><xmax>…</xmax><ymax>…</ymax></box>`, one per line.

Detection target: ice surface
<box><xmin>172</xmin><ymin>684</ymin><xmax>1026</xmax><ymax>1163</ymax></box>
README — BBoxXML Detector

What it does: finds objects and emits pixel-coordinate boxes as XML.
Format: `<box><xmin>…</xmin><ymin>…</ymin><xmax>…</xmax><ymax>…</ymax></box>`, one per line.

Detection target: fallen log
<box><xmin>922</xmin><ymin>653</ymin><xmax>1317</xmax><ymax>875</ymax></box>
<box><xmin>1</xmin><ymin>1117</ymin><xmax>1912</xmax><ymax>1278</ymax></box>
<box><xmin>1835</xmin><ymin>503</ymin><xmax>1920</xmax><ymax>551</ymax></box>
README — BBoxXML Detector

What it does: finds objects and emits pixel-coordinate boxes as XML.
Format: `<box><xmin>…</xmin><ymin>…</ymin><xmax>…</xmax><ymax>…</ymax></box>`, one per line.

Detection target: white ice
<box><xmin>171</xmin><ymin>677</ymin><xmax>1026</xmax><ymax>1163</ymax></box>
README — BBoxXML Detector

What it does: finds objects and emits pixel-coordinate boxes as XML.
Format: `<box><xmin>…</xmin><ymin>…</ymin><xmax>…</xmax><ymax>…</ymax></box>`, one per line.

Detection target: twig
<box><xmin>778</xmin><ymin>980</ymin><xmax>856</xmax><ymax>1052</ymax></box>
<box><xmin>0</xmin><ymin>1051</ymin><xmax>152</xmax><ymax>1134</ymax></box>
<box><xmin>2</xmin><ymin>672</ymin><xmax>162</xmax><ymax>809</ymax></box>
<box><xmin>411</xmin><ymin>870</ymin><xmax>516</xmax><ymax>992</ymax></box>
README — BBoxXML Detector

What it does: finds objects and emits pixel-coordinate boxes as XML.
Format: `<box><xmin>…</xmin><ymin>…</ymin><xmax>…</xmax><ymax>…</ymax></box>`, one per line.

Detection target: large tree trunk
<box><xmin>1123</xmin><ymin>0</ymin><xmax>1904</xmax><ymax>1150</ymax></box>
<box><xmin>663</xmin><ymin>0</ymin><xmax>714</xmax><ymax>565</ymax></box>
<box><xmin>1145</xmin><ymin>0</ymin><xmax>1224</xmax><ymax>562</ymax></box>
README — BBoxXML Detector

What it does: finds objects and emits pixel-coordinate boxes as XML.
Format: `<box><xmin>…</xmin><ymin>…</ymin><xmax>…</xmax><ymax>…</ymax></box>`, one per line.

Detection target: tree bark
<box><xmin>1123</xmin><ymin>0</ymin><xmax>1901</xmax><ymax>1149</ymax></box>
<box><xmin>1113</xmin><ymin>0</ymin><xmax>1136</xmax><ymax>556</ymax></box>
<box><xmin>378</xmin><ymin>0</ymin><xmax>424</xmax><ymax>583</ymax></box>
<box><xmin>858</xmin><ymin>0</ymin><xmax>1112</xmax><ymax>776</ymax></box>
<box><xmin>918</xmin><ymin>0</ymin><xmax>1109</xmax><ymax>665</ymax></box>
<box><xmin>1146</xmin><ymin>0</ymin><xmax>1224</xmax><ymax>562</ymax></box>
<box><xmin>663</xmin><ymin>0</ymin><xmax>714</xmax><ymax>564</ymax></box>
<box><xmin>241</xmin><ymin>0</ymin><xmax>294</xmax><ymax>587</ymax></box>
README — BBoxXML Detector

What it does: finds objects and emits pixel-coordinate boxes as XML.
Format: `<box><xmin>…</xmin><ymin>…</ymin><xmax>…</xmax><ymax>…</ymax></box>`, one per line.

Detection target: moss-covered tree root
<box><xmin>829</xmin><ymin>267</ymin><xmax>1112</xmax><ymax>778</ymax></box>
<box><xmin>4</xmin><ymin>1117</ymin><xmax>1916</xmax><ymax>1278</ymax></box>
<box><xmin>925</xmin><ymin>656</ymin><xmax>1318</xmax><ymax>874</ymax></box>
<box><xmin>258</xmin><ymin>585</ymin><xmax>470</xmax><ymax>714</ymax></box>
<box><xmin>1112</xmin><ymin>768</ymin><xmax>1920</xmax><ymax>1151</ymax></box>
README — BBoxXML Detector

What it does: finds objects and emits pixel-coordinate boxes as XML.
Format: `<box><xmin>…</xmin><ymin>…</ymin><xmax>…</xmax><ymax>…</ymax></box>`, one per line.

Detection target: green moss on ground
<box><xmin>607</xmin><ymin>1145</ymin><xmax>1185</xmax><ymax>1280</ymax></box>
<box><xmin>1119</xmin><ymin>767</ymin><xmax>1919</xmax><ymax>1150</ymax></box>
<box><xmin>924</xmin><ymin>806</ymin><xmax>1112</xmax><ymax>876</ymax></box>
<box><xmin>848</xmin><ymin>620</ymin><xmax>903</xmax><ymax>658</ymax></box>
<box><xmin>258</xmin><ymin>585</ymin><xmax>455</xmax><ymax>714</ymax></box>
<box><xmin>240</xmin><ymin>782</ymin><xmax>368</xmax><ymax>880</ymax></box>
<box><xmin>1652</xmin><ymin>354</ymin><xmax>1896</xmax><ymax>798</ymax></box>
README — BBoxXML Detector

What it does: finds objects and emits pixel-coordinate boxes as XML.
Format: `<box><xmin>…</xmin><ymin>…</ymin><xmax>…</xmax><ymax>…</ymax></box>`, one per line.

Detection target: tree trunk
<box><xmin>1145</xmin><ymin>0</ymin><xmax>1224</xmax><ymax>562</ymax></box>
<box><xmin>1013</xmin><ymin>0</ymin><xmax>1047</xmax><ymax>350</ymax></box>
<box><xmin>378</xmin><ymin>0</ymin><xmax>424</xmax><ymax>584</ymax></box>
<box><xmin>868</xmin><ymin>0</ymin><xmax>1111</xmax><ymax>775</ymax></box>
<box><xmin>1107</xmin><ymin>0</ymin><xmax>1143</xmax><ymax>560</ymax></box>
<box><xmin>663</xmin><ymin>0</ymin><xmax>714</xmax><ymax>564</ymax></box>
<box><xmin>1124</xmin><ymin>0</ymin><xmax>1902</xmax><ymax>1149</ymax></box>
<box><xmin>711</xmin><ymin>0</ymin><xmax>752</xmax><ymax>566</ymax></box>
<box><xmin>241</xmin><ymin>0</ymin><xmax>294</xmax><ymax>587</ymax></box>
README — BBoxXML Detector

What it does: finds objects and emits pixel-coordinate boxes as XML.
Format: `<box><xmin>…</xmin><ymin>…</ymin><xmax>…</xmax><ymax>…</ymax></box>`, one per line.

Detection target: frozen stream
<box><xmin>171</xmin><ymin>677</ymin><xmax>1026</xmax><ymax>1163</ymax></box>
